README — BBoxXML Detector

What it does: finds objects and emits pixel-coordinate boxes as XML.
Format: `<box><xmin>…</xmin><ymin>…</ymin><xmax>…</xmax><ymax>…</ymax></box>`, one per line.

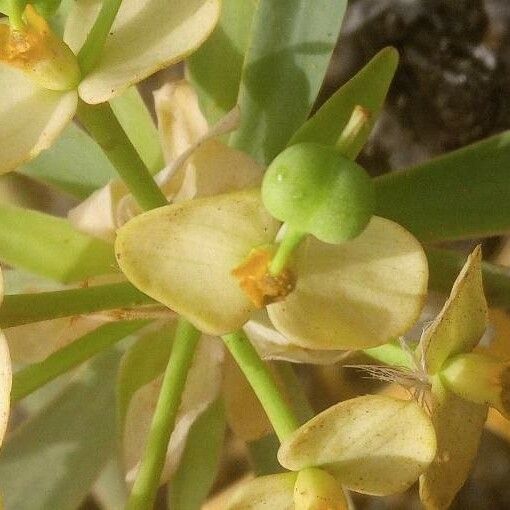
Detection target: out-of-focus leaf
<box><xmin>0</xmin><ymin>348</ymin><xmax>121</xmax><ymax>510</ymax></box>
<box><xmin>93</xmin><ymin>458</ymin><xmax>128</xmax><ymax>510</ymax></box>
<box><xmin>290</xmin><ymin>47</ymin><xmax>398</xmax><ymax>155</ymax></box>
<box><xmin>187</xmin><ymin>0</ymin><xmax>257</xmax><ymax>124</ymax></box>
<box><xmin>168</xmin><ymin>398</ymin><xmax>226</xmax><ymax>510</ymax></box>
<box><xmin>11</xmin><ymin>321</ymin><xmax>147</xmax><ymax>402</ymax></box>
<box><xmin>375</xmin><ymin>131</ymin><xmax>510</xmax><ymax>242</ymax></box>
<box><xmin>117</xmin><ymin>323</ymin><xmax>176</xmax><ymax>429</ymax></box>
<box><xmin>427</xmin><ymin>247</ymin><xmax>510</xmax><ymax>309</ymax></box>
<box><xmin>0</xmin><ymin>204</ymin><xmax>117</xmax><ymax>282</ymax></box>
<box><xmin>230</xmin><ymin>0</ymin><xmax>348</xmax><ymax>164</ymax></box>
<box><xmin>20</xmin><ymin>123</ymin><xmax>116</xmax><ymax>199</ymax></box>
<box><xmin>110</xmin><ymin>87</ymin><xmax>164</xmax><ymax>175</ymax></box>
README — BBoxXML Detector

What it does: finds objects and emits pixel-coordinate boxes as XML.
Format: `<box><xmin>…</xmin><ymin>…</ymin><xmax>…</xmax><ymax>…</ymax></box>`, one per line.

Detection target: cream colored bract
<box><xmin>0</xmin><ymin>0</ymin><xmax>220</xmax><ymax>174</ymax></box>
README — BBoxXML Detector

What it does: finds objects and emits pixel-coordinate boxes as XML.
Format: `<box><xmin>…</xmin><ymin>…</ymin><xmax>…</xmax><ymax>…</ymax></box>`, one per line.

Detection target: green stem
<box><xmin>126</xmin><ymin>318</ymin><xmax>201</xmax><ymax>510</ymax></box>
<box><xmin>363</xmin><ymin>340</ymin><xmax>416</xmax><ymax>371</ymax></box>
<box><xmin>0</xmin><ymin>282</ymin><xmax>154</xmax><ymax>328</ymax></box>
<box><xmin>77</xmin><ymin>100</ymin><xmax>167</xmax><ymax>211</ymax></box>
<box><xmin>335</xmin><ymin>105</ymin><xmax>371</xmax><ymax>159</ymax></box>
<box><xmin>268</xmin><ymin>227</ymin><xmax>305</xmax><ymax>275</ymax></box>
<box><xmin>77</xmin><ymin>0</ymin><xmax>123</xmax><ymax>76</ymax></box>
<box><xmin>8</xmin><ymin>0</ymin><xmax>24</xmax><ymax>29</ymax></box>
<box><xmin>11</xmin><ymin>320</ymin><xmax>147</xmax><ymax>403</ymax></box>
<box><xmin>222</xmin><ymin>330</ymin><xmax>300</xmax><ymax>442</ymax></box>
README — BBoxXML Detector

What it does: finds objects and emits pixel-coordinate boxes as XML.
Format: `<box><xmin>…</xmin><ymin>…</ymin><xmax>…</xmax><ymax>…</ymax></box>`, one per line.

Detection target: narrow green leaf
<box><xmin>187</xmin><ymin>0</ymin><xmax>257</xmax><ymax>124</ymax></box>
<box><xmin>427</xmin><ymin>247</ymin><xmax>510</xmax><ymax>309</ymax></box>
<box><xmin>289</xmin><ymin>47</ymin><xmax>399</xmax><ymax>155</ymax></box>
<box><xmin>230</xmin><ymin>0</ymin><xmax>348</xmax><ymax>164</ymax></box>
<box><xmin>0</xmin><ymin>282</ymin><xmax>154</xmax><ymax>328</ymax></box>
<box><xmin>11</xmin><ymin>320</ymin><xmax>147</xmax><ymax>402</ymax></box>
<box><xmin>0</xmin><ymin>348</ymin><xmax>121</xmax><ymax>510</ymax></box>
<box><xmin>375</xmin><ymin>131</ymin><xmax>510</xmax><ymax>242</ymax></box>
<box><xmin>117</xmin><ymin>323</ymin><xmax>176</xmax><ymax>429</ymax></box>
<box><xmin>0</xmin><ymin>204</ymin><xmax>117</xmax><ymax>282</ymax></box>
<box><xmin>168</xmin><ymin>399</ymin><xmax>226</xmax><ymax>510</ymax></box>
<box><xmin>19</xmin><ymin>123</ymin><xmax>116</xmax><ymax>199</ymax></box>
<box><xmin>110</xmin><ymin>87</ymin><xmax>165</xmax><ymax>175</ymax></box>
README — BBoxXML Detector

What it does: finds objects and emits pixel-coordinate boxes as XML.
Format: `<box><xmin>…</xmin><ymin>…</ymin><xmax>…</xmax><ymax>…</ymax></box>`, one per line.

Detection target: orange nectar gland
<box><xmin>232</xmin><ymin>246</ymin><xmax>295</xmax><ymax>308</ymax></box>
<box><xmin>0</xmin><ymin>5</ymin><xmax>80</xmax><ymax>90</ymax></box>
<box><xmin>441</xmin><ymin>352</ymin><xmax>510</xmax><ymax>418</ymax></box>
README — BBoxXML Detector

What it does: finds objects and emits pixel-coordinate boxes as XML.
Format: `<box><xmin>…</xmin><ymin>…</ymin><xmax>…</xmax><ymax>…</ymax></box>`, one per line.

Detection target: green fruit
<box><xmin>262</xmin><ymin>143</ymin><xmax>375</xmax><ymax>243</ymax></box>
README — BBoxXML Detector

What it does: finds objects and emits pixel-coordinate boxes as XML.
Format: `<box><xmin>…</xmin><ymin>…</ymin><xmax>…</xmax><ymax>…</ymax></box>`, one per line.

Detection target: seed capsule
<box><xmin>262</xmin><ymin>143</ymin><xmax>375</xmax><ymax>244</ymax></box>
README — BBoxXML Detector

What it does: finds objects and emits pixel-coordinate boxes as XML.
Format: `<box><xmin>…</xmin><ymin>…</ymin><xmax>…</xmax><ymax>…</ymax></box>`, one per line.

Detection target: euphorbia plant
<box><xmin>1</xmin><ymin>1</ymin><xmax>510</xmax><ymax>510</ymax></box>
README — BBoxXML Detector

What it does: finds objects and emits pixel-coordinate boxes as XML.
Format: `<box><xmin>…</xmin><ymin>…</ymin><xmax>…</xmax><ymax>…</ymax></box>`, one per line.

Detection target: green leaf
<box><xmin>168</xmin><ymin>398</ymin><xmax>226</xmax><ymax>510</ymax></box>
<box><xmin>0</xmin><ymin>282</ymin><xmax>154</xmax><ymax>328</ymax></box>
<box><xmin>375</xmin><ymin>131</ymin><xmax>510</xmax><ymax>242</ymax></box>
<box><xmin>117</xmin><ymin>323</ymin><xmax>176</xmax><ymax>429</ymax></box>
<box><xmin>229</xmin><ymin>0</ymin><xmax>348</xmax><ymax>164</ymax></box>
<box><xmin>19</xmin><ymin>123</ymin><xmax>116</xmax><ymax>199</ymax></box>
<box><xmin>430</xmin><ymin>246</ymin><xmax>510</xmax><ymax>305</ymax></box>
<box><xmin>187</xmin><ymin>0</ymin><xmax>257</xmax><ymax>124</ymax></box>
<box><xmin>11</xmin><ymin>320</ymin><xmax>147</xmax><ymax>402</ymax></box>
<box><xmin>0</xmin><ymin>348</ymin><xmax>121</xmax><ymax>510</ymax></box>
<box><xmin>0</xmin><ymin>203</ymin><xmax>117</xmax><ymax>283</ymax></box>
<box><xmin>427</xmin><ymin>247</ymin><xmax>510</xmax><ymax>308</ymax></box>
<box><xmin>289</xmin><ymin>47</ymin><xmax>399</xmax><ymax>155</ymax></box>
<box><xmin>110</xmin><ymin>87</ymin><xmax>165</xmax><ymax>175</ymax></box>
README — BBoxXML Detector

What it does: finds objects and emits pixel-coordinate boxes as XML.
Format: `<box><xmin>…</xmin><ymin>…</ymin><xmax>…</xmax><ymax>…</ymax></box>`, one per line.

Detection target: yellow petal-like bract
<box><xmin>225</xmin><ymin>472</ymin><xmax>297</xmax><ymax>510</ymax></box>
<box><xmin>419</xmin><ymin>376</ymin><xmax>487</xmax><ymax>510</ymax></box>
<box><xmin>0</xmin><ymin>269</ymin><xmax>11</xmax><ymax>446</ymax></box>
<box><xmin>268</xmin><ymin>217</ymin><xmax>428</xmax><ymax>350</ymax></box>
<box><xmin>65</xmin><ymin>0</ymin><xmax>221</xmax><ymax>103</ymax></box>
<box><xmin>278</xmin><ymin>394</ymin><xmax>436</xmax><ymax>496</ymax></box>
<box><xmin>421</xmin><ymin>245</ymin><xmax>488</xmax><ymax>374</ymax></box>
<box><xmin>115</xmin><ymin>190</ymin><xmax>280</xmax><ymax>335</ymax></box>
<box><xmin>0</xmin><ymin>65</ymin><xmax>77</xmax><ymax>174</ymax></box>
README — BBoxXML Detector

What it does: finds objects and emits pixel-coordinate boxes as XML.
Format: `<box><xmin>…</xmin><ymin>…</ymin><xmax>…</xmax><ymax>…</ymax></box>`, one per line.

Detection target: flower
<box><xmin>0</xmin><ymin>0</ymin><xmax>220</xmax><ymax>173</ymax></box>
<box><xmin>225</xmin><ymin>394</ymin><xmax>436</xmax><ymax>509</ymax></box>
<box><xmin>407</xmin><ymin>245</ymin><xmax>500</xmax><ymax>510</ymax></box>
<box><xmin>115</xmin><ymin>169</ymin><xmax>428</xmax><ymax>353</ymax></box>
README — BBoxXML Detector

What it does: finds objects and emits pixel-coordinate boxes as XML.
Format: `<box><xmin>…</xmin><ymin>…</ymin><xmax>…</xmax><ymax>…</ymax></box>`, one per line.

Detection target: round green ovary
<box><xmin>262</xmin><ymin>143</ymin><xmax>375</xmax><ymax>244</ymax></box>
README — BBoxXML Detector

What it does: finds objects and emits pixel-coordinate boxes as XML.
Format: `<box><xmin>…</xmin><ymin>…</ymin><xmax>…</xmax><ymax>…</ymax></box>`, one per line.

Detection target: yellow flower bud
<box><xmin>0</xmin><ymin>5</ymin><xmax>80</xmax><ymax>90</ymax></box>
<box><xmin>441</xmin><ymin>352</ymin><xmax>510</xmax><ymax>417</ymax></box>
<box><xmin>294</xmin><ymin>468</ymin><xmax>349</xmax><ymax>510</ymax></box>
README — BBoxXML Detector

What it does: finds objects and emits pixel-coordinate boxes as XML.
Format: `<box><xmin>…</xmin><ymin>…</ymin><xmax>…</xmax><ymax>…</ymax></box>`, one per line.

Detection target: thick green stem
<box><xmin>11</xmin><ymin>320</ymin><xmax>147</xmax><ymax>402</ymax></box>
<box><xmin>222</xmin><ymin>330</ymin><xmax>300</xmax><ymax>442</ymax></box>
<box><xmin>77</xmin><ymin>101</ymin><xmax>167</xmax><ymax>211</ymax></box>
<box><xmin>268</xmin><ymin>227</ymin><xmax>305</xmax><ymax>276</ymax></box>
<box><xmin>0</xmin><ymin>282</ymin><xmax>154</xmax><ymax>328</ymax></box>
<box><xmin>126</xmin><ymin>318</ymin><xmax>201</xmax><ymax>510</ymax></box>
<box><xmin>8</xmin><ymin>0</ymin><xmax>24</xmax><ymax>29</ymax></box>
<box><xmin>77</xmin><ymin>0</ymin><xmax>123</xmax><ymax>76</ymax></box>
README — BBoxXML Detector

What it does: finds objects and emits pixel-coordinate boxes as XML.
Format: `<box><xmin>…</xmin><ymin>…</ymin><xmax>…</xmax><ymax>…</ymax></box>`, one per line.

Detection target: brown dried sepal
<box><xmin>232</xmin><ymin>247</ymin><xmax>295</xmax><ymax>308</ymax></box>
